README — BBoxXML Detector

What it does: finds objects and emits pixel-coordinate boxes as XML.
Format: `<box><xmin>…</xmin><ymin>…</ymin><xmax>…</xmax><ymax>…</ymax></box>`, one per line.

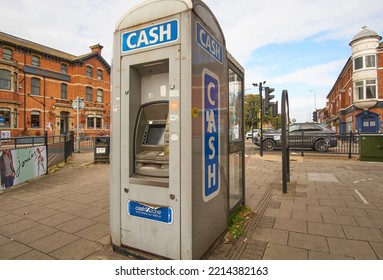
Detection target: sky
<box><xmin>1</xmin><ymin>0</ymin><xmax>382</xmax><ymax>123</ymax></box>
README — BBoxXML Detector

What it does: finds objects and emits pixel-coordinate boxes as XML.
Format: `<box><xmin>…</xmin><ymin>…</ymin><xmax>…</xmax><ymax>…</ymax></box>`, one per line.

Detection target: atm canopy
<box><xmin>115</xmin><ymin>0</ymin><xmax>225</xmax><ymax>45</ymax></box>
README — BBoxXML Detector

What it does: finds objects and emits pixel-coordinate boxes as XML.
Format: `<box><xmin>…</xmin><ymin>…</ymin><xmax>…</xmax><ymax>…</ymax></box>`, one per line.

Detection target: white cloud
<box><xmin>1</xmin><ymin>0</ymin><xmax>382</xmax><ymax>120</ymax></box>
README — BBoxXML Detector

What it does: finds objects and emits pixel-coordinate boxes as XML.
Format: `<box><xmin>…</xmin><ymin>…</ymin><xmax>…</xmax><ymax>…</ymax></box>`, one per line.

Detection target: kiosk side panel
<box><xmin>191</xmin><ymin>12</ymin><xmax>229</xmax><ymax>259</ymax></box>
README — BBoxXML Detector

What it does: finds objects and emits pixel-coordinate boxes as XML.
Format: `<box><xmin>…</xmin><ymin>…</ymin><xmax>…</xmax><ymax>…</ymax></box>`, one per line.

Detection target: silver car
<box><xmin>252</xmin><ymin>123</ymin><xmax>338</xmax><ymax>152</ymax></box>
<box><xmin>245</xmin><ymin>129</ymin><xmax>260</xmax><ymax>140</ymax></box>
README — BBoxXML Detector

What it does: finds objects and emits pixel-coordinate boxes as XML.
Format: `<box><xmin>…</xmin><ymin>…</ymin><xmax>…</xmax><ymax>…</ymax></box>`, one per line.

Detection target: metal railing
<box><xmin>75</xmin><ymin>135</ymin><xmax>95</xmax><ymax>152</ymax></box>
<box><xmin>259</xmin><ymin>132</ymin><xmax>366</xmax><ymax>158</ymax></box>
<box><xmin>289</xmin><ymin>132</ymin><xmax>361</xmax><ymax>158</ymax></box>
<box><xmin>0</xmin><ymin>132</ymin><xmax>74</xmax><ymax>168</ymax></box>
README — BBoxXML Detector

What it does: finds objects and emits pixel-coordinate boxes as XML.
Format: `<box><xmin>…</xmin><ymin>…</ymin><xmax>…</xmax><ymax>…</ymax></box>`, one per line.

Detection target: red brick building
<box><xmin>323</xmin><ymin>27</ymin><xmax>382</xmax><ymax>134</ymax></box>
<box><xmin>0</xmin><ymin>31</ymin><xmax>110</xmax><ymax>138</ymax></box>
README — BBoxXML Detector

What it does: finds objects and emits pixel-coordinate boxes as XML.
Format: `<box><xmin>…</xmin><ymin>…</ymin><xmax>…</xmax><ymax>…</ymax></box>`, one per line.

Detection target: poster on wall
<box><xmin>0</xmin><ymin>146</ymin><xmax>47</xmax><ymax>190</ymax></box>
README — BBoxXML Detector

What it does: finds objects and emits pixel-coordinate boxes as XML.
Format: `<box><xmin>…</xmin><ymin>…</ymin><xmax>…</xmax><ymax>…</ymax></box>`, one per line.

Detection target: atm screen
<box><xmin>146</xmin><ymin>124</ymin><xmax>165</xmax><ymax>145</ymax></box>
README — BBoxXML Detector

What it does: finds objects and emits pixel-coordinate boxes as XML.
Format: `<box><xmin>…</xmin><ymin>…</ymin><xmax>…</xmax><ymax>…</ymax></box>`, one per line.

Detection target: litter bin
<box><xmin>360</xmin><ymin>134</ymin><xmax>383</xmax><ymax>162</ymax></box>
<box><xmin>94</xmin><ymin>136</ymin><xmax>110</xmax><ymax>163</ymax></box>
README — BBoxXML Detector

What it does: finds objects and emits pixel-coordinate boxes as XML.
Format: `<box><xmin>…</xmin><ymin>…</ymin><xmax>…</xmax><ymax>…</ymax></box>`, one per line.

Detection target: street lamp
<box><xmin>309</xmin><ymin>89</ymin><xmax>316</xmax><ymax>112</ymax></box>
<box><xmin>306</xmin><ymin>106</ymin><xmax>311</xmax><ymax>122</ymax></box>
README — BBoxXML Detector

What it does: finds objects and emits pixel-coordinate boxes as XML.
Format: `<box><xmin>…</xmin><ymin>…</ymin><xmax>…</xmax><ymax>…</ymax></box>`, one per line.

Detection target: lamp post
<box><xmin>309</xmin><ymin>90</ymin><xmax>316</xmax><ymax>121</ymax></box>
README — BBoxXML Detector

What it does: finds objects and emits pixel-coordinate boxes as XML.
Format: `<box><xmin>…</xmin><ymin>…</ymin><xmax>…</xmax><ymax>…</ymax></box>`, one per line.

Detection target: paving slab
<box><xmin>342</xmin><ymin>225</ymin><xmax>383</xmax><ymax>242</ymax></box>
<box><xmin>292</xmin><ymin>210</ymin><xmax>323</xmax><ymax>223</ymax></box>
<box><xmin>0</xmin><ymin>241</ymin><xmax>32</xmax><ymax>260</ymax></box>
<box><xmin>12</xmin><ymin>224</ymin><xmax>58</xmax><ymax>244</ymax></box>
<box><xmin>288</xmin><ymin>232</ymin><xmax>329</xmax><ymax>253</ymax></box>
<box><xmin>273</xmin><ymin>218</ymin><xmax>307</xmax><ymax>233</ymax></box>
<box><xmin>308</xmin><ymin>221</ymin><xmax>345</xmax><ymax>238</ymax></box>
<box><xmin>321</xmin><ymin>212</ymin><xmax>358</xmax><ymax>226</ymax></box>
<box><xmin>370</xmin><ymin>242</ymin><xmax>383</xmax><ymax>260</ymax></box>
<box><xmin>13</xmin><ymin>250</ymin><xmax>56</xmax><ymax>260</ymax></box>
<box><xmin>50</xmin><ymin>238</ymin><xmax>103</xmax><ymax>260</ymax></box>
<box><xmin>263</xmin><ymin>243</ymin><xmax>307</xmax><ymax>260</ymax></box>
<box><xmin>251</xmin><ymin>227</ymin><xmax>289</xmax><ymax>245</ymax></box>
<box><xmin>28</xmin><ymin>231</ymin><xmax>80</xmax><ymax>254</ymax></box>
<box><xmin>327</xmin><ymin>237</ymin><xmax>377</xmax><ymax>260</ymax></box>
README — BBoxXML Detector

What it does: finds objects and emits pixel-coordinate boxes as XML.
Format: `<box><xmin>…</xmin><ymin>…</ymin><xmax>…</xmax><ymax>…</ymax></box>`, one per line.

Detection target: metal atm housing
<box><xmin>110</xmin><ymin>0</ymin><xmax>245</xmax><ymax>260</ymax></box>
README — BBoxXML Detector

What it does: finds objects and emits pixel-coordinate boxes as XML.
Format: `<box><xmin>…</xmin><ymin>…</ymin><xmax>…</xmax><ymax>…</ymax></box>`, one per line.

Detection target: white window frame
<box><xmin>353</xmin><ymin>79</ymin><xmax>377</xmax><ymax>101</ymax></box>
<box><xmin>353</xmin><ymin>54</ymin><xmax>376</xmax><ymax>71</ymax></box>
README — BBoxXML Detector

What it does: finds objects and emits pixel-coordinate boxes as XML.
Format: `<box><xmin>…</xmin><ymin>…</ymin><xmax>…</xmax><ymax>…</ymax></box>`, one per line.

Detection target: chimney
<box><xmin>90</xmin><ymin>44</ymin><xmax>103</xmax><ymax>54</ymax></box>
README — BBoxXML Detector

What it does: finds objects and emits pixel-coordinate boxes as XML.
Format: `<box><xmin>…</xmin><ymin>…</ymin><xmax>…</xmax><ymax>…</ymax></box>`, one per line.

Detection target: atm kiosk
<box><xmin>110</xmin><ymin>0</ymin><xmax>245</xmax><ymax>260</ymax></box>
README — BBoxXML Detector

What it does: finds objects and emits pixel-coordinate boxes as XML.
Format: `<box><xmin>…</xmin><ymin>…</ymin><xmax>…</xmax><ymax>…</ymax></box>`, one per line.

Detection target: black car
<box><xmin>252</xmin><ymin>123</ymin><xmax>338</xmax><ymax>152</ymax></box>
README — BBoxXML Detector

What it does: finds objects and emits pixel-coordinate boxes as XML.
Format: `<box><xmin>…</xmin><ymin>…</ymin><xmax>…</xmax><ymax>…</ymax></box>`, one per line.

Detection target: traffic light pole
<box><xmin>259</xmin><ymin>83</ymin><xmax>264</xmax><ymax>157</ymax></box>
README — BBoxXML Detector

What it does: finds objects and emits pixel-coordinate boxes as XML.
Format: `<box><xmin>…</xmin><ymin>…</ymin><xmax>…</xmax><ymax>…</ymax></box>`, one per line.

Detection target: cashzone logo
<box><xmin>202</xmin><ymin>69</ymin><xmax>220</xmax><ymax>202</ymax></box>
<box><xmin>121</xmin><ymin>19</ymin><xmax>179</xmax><ymax>53</ymax></box>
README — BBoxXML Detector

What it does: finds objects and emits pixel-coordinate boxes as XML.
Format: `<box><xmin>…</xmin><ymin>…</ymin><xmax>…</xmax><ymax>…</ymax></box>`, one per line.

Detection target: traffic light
<box><xmin>272</xmin><ymin>101</ymin><xmax>278</xmax><ymax>118</ymax></box>
<box><xmin>264</xmin><ymin>87</ymin><xmax>275</xmax><ymax>114</ymax></box>
<box><xmin>312</xmin><ymin>111</ymin><xmax>318</xmax><ymax>122</ymax></box>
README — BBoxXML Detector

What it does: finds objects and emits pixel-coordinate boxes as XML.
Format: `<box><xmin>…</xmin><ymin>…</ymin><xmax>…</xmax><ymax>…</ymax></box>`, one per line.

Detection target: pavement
<box><xmin>1</xmin><ymin>145</ymin><xmax>383</xmax><ymax>260</ymax></box>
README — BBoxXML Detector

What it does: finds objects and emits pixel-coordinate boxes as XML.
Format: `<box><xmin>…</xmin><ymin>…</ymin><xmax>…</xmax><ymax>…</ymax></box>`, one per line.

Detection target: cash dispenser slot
<box><xmin>133</xmin><ymin>102</ymin><xmax>169</xmax><ymax>180</ymax></box>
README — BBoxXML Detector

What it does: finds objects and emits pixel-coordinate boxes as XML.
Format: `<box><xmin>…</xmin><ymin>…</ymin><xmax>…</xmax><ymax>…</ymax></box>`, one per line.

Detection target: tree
<box><xmin>244</xmin><ymin>94</ymin><xmax>260</xmax><ymax>131</ymax></box>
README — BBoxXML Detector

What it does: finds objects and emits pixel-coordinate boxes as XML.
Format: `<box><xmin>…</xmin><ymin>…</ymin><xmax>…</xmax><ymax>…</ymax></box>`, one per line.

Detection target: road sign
<box><xmin>72</xmin><ymin>98</ymin><xmax>84</xmax><ymax>110</ymax></box>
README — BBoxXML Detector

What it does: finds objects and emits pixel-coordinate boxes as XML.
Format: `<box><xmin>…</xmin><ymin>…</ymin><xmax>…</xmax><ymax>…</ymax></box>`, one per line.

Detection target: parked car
<box><xmin>252</xmin><ymin>123</ymin><xmax>338</xmax><ymax>152</ymax></box>
<box><xmin>245</xmin><ymin>129</ymin><xmax>260</xmax><ymax>140</ymax></box>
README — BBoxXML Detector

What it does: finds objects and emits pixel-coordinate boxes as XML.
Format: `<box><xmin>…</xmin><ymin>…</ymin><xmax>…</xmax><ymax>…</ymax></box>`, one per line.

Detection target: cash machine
<box><xmin>110</xmin><ymin>0</ymin><xmax>244</xmax><ymax>260</ymax></box>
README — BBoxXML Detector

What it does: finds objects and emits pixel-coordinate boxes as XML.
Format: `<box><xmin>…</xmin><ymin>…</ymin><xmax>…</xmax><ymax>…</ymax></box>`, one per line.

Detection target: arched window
<box><xmin>87</xmin><ymin>114</ymin><xmax>95</xmax><ymax>129</ymax></box>
<box><xmin>86</xmin><ymin>66</ymin><xmax>93</xmax><ymax>78</ymax></box>
<box><xmin>96</xmin><ymin>115</ymin><xmax>102</xmax><ymax>129</ymax></box>
<box><xmin>97</xmin><ymin>69</ymin><xmax>103</xmax><ymax>80</ymax></box>
<box><xmin>31</xmin><ymin>111</ymin><xmax>40</xmax><ymax>128</ymax></box>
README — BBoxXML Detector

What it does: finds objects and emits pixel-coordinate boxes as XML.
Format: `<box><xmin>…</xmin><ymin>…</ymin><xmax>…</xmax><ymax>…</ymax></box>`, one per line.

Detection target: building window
<box><xmin>97</xmin><ymin>89</ymin><xmax>103</xmax><ymax>103</ymax></box>
<box><xmin>96</xmin><ymin>115</ymin><xmax>102</xmax><ymax>129</ymax></box>
<box><xmin>86</xmin><ymin>87</ymin><xmax>92</xmax><ymax>102</ymax></box>
<box><xmin>2</xmin><ymin>48</ymin><xmax>13</xmax><ymax>61</ymax></box>
<box><xmin>31</xmin><ymin>111</ymin><xmax>40</xmax><ymax>128</ymax></box>
<box><xmin>13</xmin><ymin>73</ymin><xmax>18</xmax><ymax>93</ymax></box>
<box><xmin>61</xmin><ymin>83</ymin><xmax>68</xmax><ymax>99</ymax></box>
<box><xmin>365</xmin><ymin>55</ymin><xmax>376</xmax><ymax>68</ymax></box>
<box><xmin>61</xmin><ymin>64</ymin><xmax>68</xmax><ymax>74</ymax></box>
<box><xmin>0</xmin><ymin>69</ymin><xmax>11</xmax><ymax>90</ymax></box>
<box><xmin>87</xmin><ymin>115</ymin><xmax>94</xmax><ymax>129</ymax></box>
<box><xmin>353</xmin><ymin>55</ymin><xmax>376</xmax><ymax>71</ymax></box>
<box><xmin>0</xmin><ymin>108</ymin><xmax>11</xmax><ymax>128</ymax></box>
<box><xmin>97</xmin><ymin>69</ymin><xmax>103</xmax><ymax>80</ymax></box>
<box><xmin>354</xmin><ymin>57</ymin><xmax>363</xmax><ymax>71</ymax></box>
<box><xmin>13</xmin><ymin>109</ymin><xmax>18</xmax><ymax>128</ymax></box>
<box><xmin>354</xmin><ymin>80</ymin><xmax>377</xmax><ymax>101</ymax></box>
<box><xmin>32</xmin><ymin>55</ymin><xmax>40</xmax><ymax>67</ymax></box>
<box><xmin>86</xmin><ymin>66</ymin><xmax>92</xmax><ymax>78</ymax></box>
<box><xmin>366</xmin><ymin>80</ymin><xmax>376</xmax><ymax>99</ymax></box>
<box><xmin>31</xmin><ymin>78</ymin><xmax>40</xmax><ymax>95</ymax></box>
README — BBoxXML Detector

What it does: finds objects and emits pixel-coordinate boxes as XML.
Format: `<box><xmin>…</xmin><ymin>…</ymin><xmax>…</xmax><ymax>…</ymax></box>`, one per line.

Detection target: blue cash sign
<box><xmin>196</xmin><ymin>22</ymin><xmax>223</xmax><ymax>64</ymax></box>
<box><xmin>122</xmin><ymin>19</ymin><xmax>179</xmax><ymax>53</ymax></box>
<box><xmin>202</xmin><ymin>69</ymin><xmax>220</xmax><ymax>202</ymax></box>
